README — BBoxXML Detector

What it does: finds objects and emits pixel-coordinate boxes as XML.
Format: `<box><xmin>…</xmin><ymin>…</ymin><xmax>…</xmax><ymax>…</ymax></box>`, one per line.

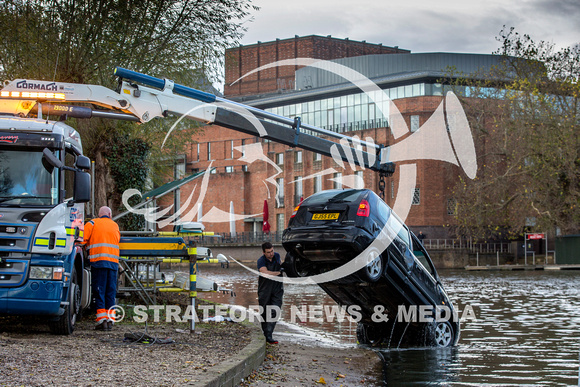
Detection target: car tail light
<box><xmin>357</xmin><ymin>200</ymin><xmax>370</xmax><ymax>217</ymax></box>
<box><xmin>290</xmin><ymin>205</ymin><xmax>300</xmax><ymax>218</ymax></box>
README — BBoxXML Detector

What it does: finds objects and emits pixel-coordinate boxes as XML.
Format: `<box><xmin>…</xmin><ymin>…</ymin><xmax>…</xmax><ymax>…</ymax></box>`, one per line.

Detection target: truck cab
<box><xmin>0</xmin><ymin>115</ymin><xmax>91</xmax><ymax>334</ymax></box>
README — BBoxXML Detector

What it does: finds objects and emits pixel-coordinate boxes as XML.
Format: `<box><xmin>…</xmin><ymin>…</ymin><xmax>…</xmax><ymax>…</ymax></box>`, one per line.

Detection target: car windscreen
<box><xmin>412</xmin><ymin>233</ymin><xmax>437</xmax><ymax>278</ymax></box>
<box><xmin>304</xmin><ymin>189</ymin><xmax>364</xmax><ymax>206</ymax></box>
<box><xmin>0</xmin><ymin>148</ymin><xmax>58</xmax><ymax>206</ymax></box>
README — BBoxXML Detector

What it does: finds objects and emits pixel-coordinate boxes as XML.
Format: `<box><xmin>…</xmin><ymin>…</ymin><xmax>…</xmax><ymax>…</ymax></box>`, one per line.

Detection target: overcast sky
<box><xmin>238</xmin><ymin>0</ymin><xmax>580</xmax><ymax>54</ymax></box>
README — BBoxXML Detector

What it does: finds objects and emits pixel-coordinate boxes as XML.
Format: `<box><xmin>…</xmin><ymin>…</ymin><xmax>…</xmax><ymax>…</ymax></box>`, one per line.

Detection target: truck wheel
<box><xmin>49</xmin><ymin>267</ymin><xmax>80</xmax><ymax>335</ymax></box>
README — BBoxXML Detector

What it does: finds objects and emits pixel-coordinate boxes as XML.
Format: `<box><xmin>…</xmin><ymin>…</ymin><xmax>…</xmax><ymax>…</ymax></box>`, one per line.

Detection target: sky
<box><xmin>237</xmin><ymin>0</ymin><xmax>580</xmax><ymax>55</ymax></box>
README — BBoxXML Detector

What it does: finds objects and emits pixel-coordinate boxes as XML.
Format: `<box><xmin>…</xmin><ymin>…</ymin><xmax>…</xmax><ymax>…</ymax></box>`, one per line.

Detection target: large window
<box><xmin>294</xmin><ymin>151</ymin><xmax>302</xmax><ymax>164</ymax></box>
<box><xmin>410</xmin><ymin>115</ymin><xmax>420</xmax><ymax>132</ymax></box>
<box><xmin>412</xmin><ymin>188</ymin><xmax>420</xmax><ymax>205</ymax></box>
<box><xmin>333</xmin><ymin>172</ymin><xmax>342</xmax><ymax>190</ymax></box>
<box><xmin>313</xmin><ymin>175</ymin><xmax>322</xmax><ymax>193</ymax></box>
<box><xmin>0</xmin><ymin>149</ymin><xmax>57</xmax><ymax>206</ymax></box>
<box><xmin>294</xmin><ymin>176</ymin><xmax>303</xmax><ymax>206</ymax></box>
<box><xmin>175</xmin><ymin>161</ymin><xmax>186</xmax><ymax>179</ymax></box>
<box><xmin>276</xmin><ymin>213</ymin><xmax>285</xmax><ymax>232</ymax></box>
<box><xmin>265</xmin><ymin>83</ymin><xmax>431</xmax><ymax>134</ymax></box>
<box><xmin>64</xmin><ymin>150</ymin><xmax>76</xmax><ymax>200</ymax></box>
<box><xmin>354</xmin><ymin>171</ymin><xmax>364</xmax><ymax>189</ymax></box>
<box><xmin>447</xmin><ymin>198</ymin><xmax>457</xmax><ymax>215</ymax></box>
<box><xmin>276</xmin><ymin>177</ymin><xmax>284</xmax><ymax>207</ymax></box>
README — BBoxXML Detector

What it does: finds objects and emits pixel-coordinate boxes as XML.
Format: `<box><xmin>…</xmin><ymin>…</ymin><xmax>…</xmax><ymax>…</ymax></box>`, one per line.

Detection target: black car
<box><xmin>282</xmin><ymin>189</ymin><xmax>460</xmax><ymax>347</ymax></box>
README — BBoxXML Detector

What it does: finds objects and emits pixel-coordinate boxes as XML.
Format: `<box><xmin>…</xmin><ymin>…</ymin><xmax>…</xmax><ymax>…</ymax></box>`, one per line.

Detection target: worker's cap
<box><xmin>98</xmin><ymin>206</ymin><xmax>112</xmax><ymax>218</ymax></box>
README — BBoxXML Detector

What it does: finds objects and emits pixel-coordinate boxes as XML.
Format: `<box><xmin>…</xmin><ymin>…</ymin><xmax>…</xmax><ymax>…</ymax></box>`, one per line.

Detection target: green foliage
<box><xmin>0</xmin><ymin>0</ymin><xmax>255</xmax><ymax>213</ymax></box>
<box><xmin>451</xmin><ymin>27</ymin><xmax>580</xmax><ymax>240</ymax></box>
<box><xmin>106</xmin><ymin>132</ymin><xmax>150</xmax><ymax>231</ymax></box>
<box><xmin>138</xmin><ymin>116</ymin><xmax>205</xmax><ymax>189</ymax></box>
<box><xmin>0</xmin><ymin>0</ymin><xmax>256</xmax><ymax>85</ymax></box>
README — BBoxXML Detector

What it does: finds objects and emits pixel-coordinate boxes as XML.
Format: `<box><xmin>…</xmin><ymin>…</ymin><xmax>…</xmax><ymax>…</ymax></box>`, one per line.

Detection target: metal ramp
<box><xmin>118</xmin><ymin>236</ymin><xmax>197</xmax><ymax>306</ymax></box>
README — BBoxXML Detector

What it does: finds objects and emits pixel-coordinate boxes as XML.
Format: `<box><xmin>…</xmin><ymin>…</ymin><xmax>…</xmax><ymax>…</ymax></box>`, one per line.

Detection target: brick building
<box><xmin>224</xmin><ymin>35</ymin><xmax>409</xmax><ymax>97</ymax></box>
<box><xmin>164</xmin><ymin>36</ymin><xmax>503</xmax><ymax>239</ymax></box>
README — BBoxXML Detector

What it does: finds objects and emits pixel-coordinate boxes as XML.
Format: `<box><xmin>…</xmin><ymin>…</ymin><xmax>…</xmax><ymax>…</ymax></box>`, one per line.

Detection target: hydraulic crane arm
<box><xmin>0</xmin><ymin>68</ymin><xmax>395</xmax><ymax>176</ymax></box>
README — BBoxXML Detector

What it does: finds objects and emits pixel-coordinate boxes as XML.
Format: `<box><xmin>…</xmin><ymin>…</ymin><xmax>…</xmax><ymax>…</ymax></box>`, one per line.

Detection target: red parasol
<box><xmin>262</xmin><ymin>199</ymin><xmax>271</xmax><ymax>233</ymax></box>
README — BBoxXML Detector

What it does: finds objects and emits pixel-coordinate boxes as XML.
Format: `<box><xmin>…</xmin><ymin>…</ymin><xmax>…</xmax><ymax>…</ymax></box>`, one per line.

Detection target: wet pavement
<box><xmin>189</xmin><ymin>264</ymin><xmax>580</xmax><ymax>385</ymax></box>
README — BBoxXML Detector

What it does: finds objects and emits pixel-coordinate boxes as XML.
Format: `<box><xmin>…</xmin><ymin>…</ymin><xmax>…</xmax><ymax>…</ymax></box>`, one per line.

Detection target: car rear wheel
<box><xmin>284</xmin><ymin>252</ymin><xmax>315</xmax><ymax>277</ymax></box>
<box><xmin>358</xmin><ymin>253</ymin><xmax>383</xmax><ymax>282</ymax></box>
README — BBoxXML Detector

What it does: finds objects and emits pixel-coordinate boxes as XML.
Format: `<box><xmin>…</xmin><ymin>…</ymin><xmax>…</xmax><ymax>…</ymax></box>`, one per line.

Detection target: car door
<box><xmin>409</xmin><ymin>233</ymin><xmax>441</xmax><ymax>307</ymax></box>
<box><xmin>382</xmin><ymin>214</ymin><xmax>427</xmax><ymax>305</ymax></box>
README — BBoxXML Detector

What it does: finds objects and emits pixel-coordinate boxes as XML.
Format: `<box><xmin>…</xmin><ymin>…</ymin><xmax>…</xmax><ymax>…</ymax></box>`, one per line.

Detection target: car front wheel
<box><xmin>434</xmin><ymin>321</ymin><xmax>454</xmax><ymax>347</ymax></box>
<box><xmin>356</xmin><ymin>322</ymin><xmax>384</xmax><ymax>346</ymax></box>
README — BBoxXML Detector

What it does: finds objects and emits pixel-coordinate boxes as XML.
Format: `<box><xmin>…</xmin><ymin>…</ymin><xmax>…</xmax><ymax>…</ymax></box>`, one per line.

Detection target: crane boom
<box><xmin>0</xmin><ymin>68</ymin><xmax>395</xmax><ymax>176</ymax></box>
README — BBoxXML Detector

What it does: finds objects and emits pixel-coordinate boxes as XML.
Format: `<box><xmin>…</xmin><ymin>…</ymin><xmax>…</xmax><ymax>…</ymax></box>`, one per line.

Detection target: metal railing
<box><xmin>420</xmin><ymin>239</ymin><xmax>512</xmax><ymax>254</ymax></box>
<box><xmin>470</xmin><ymin>242</ymin><xmax>512</xmax><ymax>254</ymax></box>
<box><xmin>421</xmin><ymin>239</ymin><xmax>467</xmax><ymax>250</ymax></box>
<box><xmin>189</xmin><ymin>231</ymin><xmax>284</xmax><ymax>245</ymax></box>
<box><xmin>189</xmin><ymin>234</ymin><xmax>513</xmax><ymax>253</ymax></box>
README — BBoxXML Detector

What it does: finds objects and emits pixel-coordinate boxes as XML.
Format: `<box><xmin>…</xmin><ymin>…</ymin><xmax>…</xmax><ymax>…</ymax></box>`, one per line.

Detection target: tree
<box><xmin>0</xmin><ymin>0</ymin><xmax>255</xmax><ymax>221</ymax></box>
<box><xmin>452</xmin><ymin>27</ymin><xmax>580</xmax><ymax>240</ymax></box>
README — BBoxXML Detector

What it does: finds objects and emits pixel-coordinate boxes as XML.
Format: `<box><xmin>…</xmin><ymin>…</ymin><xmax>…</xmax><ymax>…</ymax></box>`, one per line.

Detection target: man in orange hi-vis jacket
<box><xmin>83</xmin><ymin>206</ymin><xmax>120</xmax><ymax>331</ymax></box>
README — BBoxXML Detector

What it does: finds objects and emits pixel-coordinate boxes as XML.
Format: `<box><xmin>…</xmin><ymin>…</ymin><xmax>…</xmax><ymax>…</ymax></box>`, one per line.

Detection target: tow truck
<box><xmin>0</xmin><ymin>68</ymin><xmax>452</xmax><ymax>345</ymax></box>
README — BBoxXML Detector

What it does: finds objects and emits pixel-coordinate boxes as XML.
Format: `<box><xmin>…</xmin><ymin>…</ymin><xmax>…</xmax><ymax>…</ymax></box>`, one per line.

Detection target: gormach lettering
<box><xmin>15</xmin><ymin>80</ymin><xmax>57</xmax><ymax>91</ymax></box>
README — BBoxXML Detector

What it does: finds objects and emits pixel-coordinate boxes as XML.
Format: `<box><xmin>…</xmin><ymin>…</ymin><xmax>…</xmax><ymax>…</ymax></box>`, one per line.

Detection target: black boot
<box><xmin>95</xmin><ymin>321</ymin><xmax>107</xmax><ymax>331</ymax></box>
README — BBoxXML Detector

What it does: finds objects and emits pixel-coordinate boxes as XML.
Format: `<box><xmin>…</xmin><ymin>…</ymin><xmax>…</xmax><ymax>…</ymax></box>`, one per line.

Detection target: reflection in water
<box><xmin>379</xmin><ymin>347</ymin><xmax>459</xmax><ymax>385</ymax></box>
<box><xmin>193</xmin><ymin>264</ymin><xmax>580</xmax><ymax>385</ymax></box>
<box><xmin>440</xmin><ymin>270</ymin><xmax>580</xmax><ymax>386</ymax></box>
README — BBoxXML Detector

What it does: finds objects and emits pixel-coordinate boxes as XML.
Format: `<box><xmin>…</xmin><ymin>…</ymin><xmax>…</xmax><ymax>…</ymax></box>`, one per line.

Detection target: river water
<box><xmin>196</xmin><ymin>264</ymin><xmax>580</xmax><ymax>385</ymax></box>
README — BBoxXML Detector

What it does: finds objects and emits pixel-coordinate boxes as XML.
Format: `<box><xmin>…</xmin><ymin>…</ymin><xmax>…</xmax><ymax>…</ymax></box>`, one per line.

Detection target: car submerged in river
<box><xmin>282</xmin><ymin>189</ymin><xmax>460</xmax><ymax>347</ymax></box>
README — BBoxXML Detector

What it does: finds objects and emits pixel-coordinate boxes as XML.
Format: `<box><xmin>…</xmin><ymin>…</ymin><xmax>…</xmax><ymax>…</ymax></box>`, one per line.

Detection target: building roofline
<box><xmin>227</xmin><ymin>51</ymin><xmax>516</xmax><ymax>106</ymax></box>
<box><xmin>228</xmin><ymin>34</ymin><xmax>410</xmax><ymax>53</ymax></box>
<box><xmin>230</xmin><ymin>72</ymin><xmax>444</xmax><ymax>107</ymax></box>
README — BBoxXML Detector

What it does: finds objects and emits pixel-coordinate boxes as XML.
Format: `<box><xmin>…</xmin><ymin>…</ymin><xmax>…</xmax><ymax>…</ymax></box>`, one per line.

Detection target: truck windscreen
<box><xmin>0</xmin><ymin>149</ymin><xmax>58</xmax><ymax>206</ymax></box>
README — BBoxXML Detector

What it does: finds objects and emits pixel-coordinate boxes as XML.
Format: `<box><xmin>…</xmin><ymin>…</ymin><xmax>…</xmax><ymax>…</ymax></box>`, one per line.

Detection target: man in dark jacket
<box><xmin>257</xmin><ymin>242</ymin><xmax>284</xmax><ymax>344</ymax></box>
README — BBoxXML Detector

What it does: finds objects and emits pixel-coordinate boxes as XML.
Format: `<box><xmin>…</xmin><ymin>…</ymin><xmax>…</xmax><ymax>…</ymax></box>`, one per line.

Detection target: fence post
<box><xmin>188</xmin><ymin>245</ymin><xmax>198</xmax><ymax>333</ymax></box>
